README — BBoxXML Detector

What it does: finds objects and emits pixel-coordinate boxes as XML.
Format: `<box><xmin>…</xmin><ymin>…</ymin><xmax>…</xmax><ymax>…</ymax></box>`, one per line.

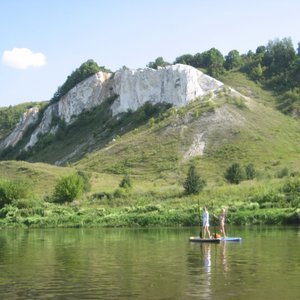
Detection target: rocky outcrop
<box><xmin>3</xmin><ymin>64</ymin><xmax>225</xmax><ymax>151</ymax></box>
<box><xmin>25</xmin><ymin>72</ymin><xmax>113</xmax><ymax>149</ymax></box>
<box><xmin>111</xmin><ymin>64</ymin><xmax>223</xmax><ymax>115</ymax></box>
<box><xmin>0</xmin><ymin>107</ymin><xmax>39</xmax><ymax>149</ymax></box>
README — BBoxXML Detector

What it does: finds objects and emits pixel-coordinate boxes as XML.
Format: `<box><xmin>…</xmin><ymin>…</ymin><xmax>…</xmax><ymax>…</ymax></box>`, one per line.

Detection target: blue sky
<box><xmin>1</xmin><ymin>0</ymin><xmax>299</xmax><ymax>107</ymax></box>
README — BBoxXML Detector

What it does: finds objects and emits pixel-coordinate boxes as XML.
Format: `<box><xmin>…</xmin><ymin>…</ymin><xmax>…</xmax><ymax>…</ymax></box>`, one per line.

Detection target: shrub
<box><xmin>77</xmin><ymin>170</ymin><xmax>91</xmax><ymax>192</ymax></box>
<box><xmin>119</xmin><ymin>174</ymin><xmax>132</xmax><ymax>190</ymax></box>
<box><xmin>245</xmin><ymin>163</ymin><xmax>256</xmax><ymax>180</ymax></box>
<box><xmin>53</xmin><ymin>173</ymin><xmax>85</xmax><ymax>203</ymax></box>
<box><xmin>281</xmin><ymin>177</ymin><xmax>300</xmax><ymax>205</ymax></box>
<box><xmin>183</xmin><ymin>165</ymin><xmax>206</xmax><ymax>195</ymax></box>
<box><xmin>225</xmin><ymin>163</ymin><xmax>245</xmax><ymax>184</ymax></box>
<box><xmin>0</xmin><ymin>178</ymin><xmax>32</xmax><ymax>208</ymax></box>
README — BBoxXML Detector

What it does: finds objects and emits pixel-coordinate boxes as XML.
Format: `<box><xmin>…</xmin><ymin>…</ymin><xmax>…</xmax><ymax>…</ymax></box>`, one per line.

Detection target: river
<box><xmin>0</xmin><ymin>226</ymin><xmax>300</xmax><ymax>299</ymax></box>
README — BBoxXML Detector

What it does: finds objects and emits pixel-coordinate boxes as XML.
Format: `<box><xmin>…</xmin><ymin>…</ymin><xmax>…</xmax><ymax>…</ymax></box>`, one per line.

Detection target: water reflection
<box><xmin>1</xmin><ymin>227</ymin><xmax>300</xmax><ymax>299</ymax></box>
<box><xmin>202</xmin><ymin>244</ymin><xmax>211</xmax><ymax>274</ymax></box>
<box><xmin>186</xmin><ymin>241</ymin><xmax>231</xmax><ymax>299</ymax></box>
<box><xmin>220</xmin><ymin>242</ymin><xmax>229</xmax><ymax>273</ymax></box>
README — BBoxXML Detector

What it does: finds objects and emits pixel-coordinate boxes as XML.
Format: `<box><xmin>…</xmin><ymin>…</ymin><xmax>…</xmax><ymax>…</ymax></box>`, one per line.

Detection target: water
<box><xmin>0</xmin><ymin>226</ymin><xmax>300</xmax><ymax>299</ymax></box>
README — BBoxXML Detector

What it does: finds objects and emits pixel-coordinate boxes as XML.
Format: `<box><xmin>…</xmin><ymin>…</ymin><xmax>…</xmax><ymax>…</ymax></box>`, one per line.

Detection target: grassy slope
<box><xmin>74</xmin><ymin>76</ymin><xmax>300</xmax><ymax>193</ymax></box>
<box><xmin>0</xmin><ymin>161</ymin><xmax>74</xmax><ymax>198</ymax></box>
<box><xmin>1</xmin><ymin>71</ymin><xmax>300</xmax><ymax>198</ymax></box>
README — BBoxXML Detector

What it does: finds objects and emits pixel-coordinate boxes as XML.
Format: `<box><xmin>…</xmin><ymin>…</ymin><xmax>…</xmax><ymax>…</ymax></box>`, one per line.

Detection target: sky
<box><xmin>1</xmin><ymin>0</ymin><xmax>300</xmax><ymax>107</ymax></box>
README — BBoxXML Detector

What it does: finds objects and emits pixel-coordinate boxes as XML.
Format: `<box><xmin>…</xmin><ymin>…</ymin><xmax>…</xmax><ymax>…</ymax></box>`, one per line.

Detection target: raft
<box><xmin>189</xmin><ymin>236</ymin><xmax>242</xmax><ymax>243</ymax></box>
<box><xmin>189</xmin><ymin>237</ymin><xmax>221</xmax><ymax>243</ymax></box>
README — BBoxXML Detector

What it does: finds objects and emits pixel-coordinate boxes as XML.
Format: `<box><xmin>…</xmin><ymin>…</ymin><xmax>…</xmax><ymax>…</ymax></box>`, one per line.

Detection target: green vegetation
<box><xmin>225</xmin><ymin>163</ymin><xmax>245</xmax><ymax>184</ymax></box>
<box><xmin>183</xmin><ymin>165</ymin><xmax>206</xmax><ymax>195</ymax></box>
<box><xmin>0</xmin><ymin>178</ymin><xmax>33</xmax><ymax>208</ymax></box>
<box><xmin>147</xmin><ymin>57</ymin><xmax>170</xmax><ymax>69</ymax></box>
<box><xmin>51</xmin><ymin>59</ymin><xmax>110</xmax><ymax>103</ymax></box>
<box><xmin>119</xmin><ymin>174</ymin><xmax>132</xmax><ymax>190</ymax></box>
<box><xmin>0</xmin><ymin>102</ymin><xmax>47</xmax><ymax>139</ymax></box>
<box><xmin>151</xmin><ymin>37</ymin><xmax>300</xmax><ymax>116</ymax></box>
<box><xmin>53</xmin><ymin>173</ymin><xmax>85</xmax><ymax>203</ymax></box>
<box><xmin>0</xmin><ymin>38</ymin><xmax>300</xmax><ymax>228</ymax></box>
<box><xmin>0</xmin><ymin>173</ymin><xmax>300</xmax><ymax>228</ymax></box>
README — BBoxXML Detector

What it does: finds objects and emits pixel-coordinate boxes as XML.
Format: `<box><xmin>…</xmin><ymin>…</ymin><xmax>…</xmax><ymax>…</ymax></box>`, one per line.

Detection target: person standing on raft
<box><xmin>202</xmin><ymin>207</ymin><xmax>211</xmax><ymax>239</ymax></box>
<box><xmin>219</xmin><ymin>208</ymin><xmax>226</xmax><ymax>238</ymax></box>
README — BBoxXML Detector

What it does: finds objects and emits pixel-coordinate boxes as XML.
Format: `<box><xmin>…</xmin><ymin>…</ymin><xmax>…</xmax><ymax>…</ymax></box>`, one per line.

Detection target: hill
<box><xmin>1</xmin><ymin>70</ymin><xmax>300</xmax><ymax>189</ymax></box>
<box><xmin>0</xmin><ymin>66</ymin><xmax>300</xmax><ymax>228</ymax></box>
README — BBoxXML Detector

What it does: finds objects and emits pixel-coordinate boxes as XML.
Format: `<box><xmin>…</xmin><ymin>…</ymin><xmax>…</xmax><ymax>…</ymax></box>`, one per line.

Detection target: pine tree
<box><xmin>183</xmin><ymin>165</ymin><xmax>206</xmax><ymax>195</ymax></box>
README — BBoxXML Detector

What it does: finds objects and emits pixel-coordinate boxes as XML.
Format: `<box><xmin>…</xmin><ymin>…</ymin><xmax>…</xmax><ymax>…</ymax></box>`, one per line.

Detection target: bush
<box><xmin>281</xmin><ymin>177</ymin><xmax>300</xmax><ymax>205</ymax></box>
<box><xmin>245</xmin><ymin>163</ymin><xmax>256</xmax><ymax>180</ymax></box>
<box><xmin>0</xmin><ymin>178</ymin><xmax>32</xmax><ymax>208</ymax></box>
<box><xmin>225</xmin><ymin>163</ymin><xmax>245</xmax><ymax>184</ymax></box>
<box><xmin>53</xmin><ymin>173</ymin><xmax>85</xmax><ymax>203</ymax></box>
<box><xmin>119</xmin><ymin>174</ymin><xmax>132</xmax><ymax>190</ymax></box>
<box><xmin>77</xmin><ymin>170</ymin><xmax>91</xmax><ymax>192</ymax></box>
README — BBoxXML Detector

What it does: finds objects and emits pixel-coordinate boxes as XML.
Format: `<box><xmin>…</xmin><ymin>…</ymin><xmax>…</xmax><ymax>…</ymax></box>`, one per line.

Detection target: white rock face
<box><xmin>0</xmin><ymin>107</ymin><xmax>40</xmax><ymax>149</ymax></box>
<box><xmin>24</xmin><ymin>104</ymin><xmax>56</xmax><ymax>149</ymax></box>
<box><xmin>58</xmin><ymin>72</ymin><xmax>112</xmax><ymax>124</ymax></box>
<box><xmin>25</xmin><ymin>72</ymin><xmax>113</xmax><ymax>149</ymax></box>
<box><xmin>111</xmin><ymin>64</ymin><xmax>223</xmax><ymax>115</ymax></box>
<box><xmin>7</xmin><ymin>64</ymin><xmax>224</xmax><ymax>150</ymax></box>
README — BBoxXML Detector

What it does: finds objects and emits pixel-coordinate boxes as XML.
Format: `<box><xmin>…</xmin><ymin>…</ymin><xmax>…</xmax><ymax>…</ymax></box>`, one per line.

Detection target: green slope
<box><xmin>73</xmin><ymin>82</ymin><xmax>300</xmax><ymax>190</ymax></box>
<box><xmin>1</xmin><ymin>71</ymin><xmax>300</xmax><ymax>194</ymax></box>
<box><xmin>0</xmin><ymin>160</ymin><xmax>74</xmax><ymax>198</ymax></box>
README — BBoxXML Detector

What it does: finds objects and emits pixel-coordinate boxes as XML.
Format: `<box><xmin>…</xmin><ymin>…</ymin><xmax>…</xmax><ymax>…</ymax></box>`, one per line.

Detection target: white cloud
<box><xmin>2</xmin><ymin>48</ymin><xmax>46</xmax><ymax>69</ymax></box>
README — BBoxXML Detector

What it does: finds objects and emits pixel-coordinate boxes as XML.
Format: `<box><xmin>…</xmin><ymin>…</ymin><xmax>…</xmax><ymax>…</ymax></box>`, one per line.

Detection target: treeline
<box><xmin>147</xmin><ymin>37</ymin><xmax>300</xmax><ymax>115</ymax></box>
<box><xmin>51</xmin><ymin>59</ymin><xmax>110</xmax><ymax>103</ymax></box>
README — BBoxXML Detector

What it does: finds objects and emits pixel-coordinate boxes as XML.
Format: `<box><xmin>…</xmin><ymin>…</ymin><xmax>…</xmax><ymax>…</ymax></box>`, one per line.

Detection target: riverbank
<box><xmin>1</xmin><ymin>175</ymin><xmax>300</xmax><ymax>228</ymax></box>
<box><xmin>1</xmin><ymin>200</ymin><xmax>299</xmax><ymax>228</ymax></box>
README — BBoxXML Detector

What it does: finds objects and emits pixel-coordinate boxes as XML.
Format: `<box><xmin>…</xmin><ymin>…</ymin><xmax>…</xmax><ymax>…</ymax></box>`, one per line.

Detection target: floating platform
<box><xmin>189</xmin><ymin>236</ymin><xmax>242</xmax><ymax>243</ymax></box>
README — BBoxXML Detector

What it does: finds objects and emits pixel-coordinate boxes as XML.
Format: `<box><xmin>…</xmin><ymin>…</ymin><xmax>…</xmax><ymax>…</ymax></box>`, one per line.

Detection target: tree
<box><xmin>256</xmin><ymin>45</ymin><xmax>266</xmax><ymax>55</ymax></box>
<box><xmin>263</xmin><ymin>38</ymin><xmax>296</xmax><ymax>77</ymax></box>
<box><xmin>183</xmin><ymin>165</ymin><xmax>206</xmax><ymax>195</ymax></box>
<box><xmin>249</xmin><ymin>63</ymin><xmax>263</xmax><ymax>80</ymax></box>
<box><xmin>224</xmin><ymin>163</ymin><xmax>245</xmax><ymax>184</ymax></box>
<box><xmin>289</xmin><ymin>57</ymin><xmax>300</xmax><ymax>87</ymax></box>
<box><xmin>225</xmin><ymin>50</ymin><xmax>242</xmax><ymax>70</ymax></box>
<box><xmin>147</xmin><ymin>57</ymin><xmax>170</xmax><ymax>69</ymax></box>
<box><xmin>53</xmin><ymin>173</ymin><xmax>85</xmax><ymax>203</ymax></box>
<box><xmin>174</xmin><ymin>54</ymin><xmax>194</xmax><ymax>66</ymax></box>
<box><xmin>201</xmin><ymin>48</ymin><xmax>225</xmax><ymax>78</ymax></box>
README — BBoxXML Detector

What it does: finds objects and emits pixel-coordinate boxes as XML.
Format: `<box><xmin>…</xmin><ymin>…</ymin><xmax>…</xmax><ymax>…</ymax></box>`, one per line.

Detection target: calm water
<box><xmin>0</xmin><ymin>226</ymin><xmax>300</xmax><ymax>300</ymax></box>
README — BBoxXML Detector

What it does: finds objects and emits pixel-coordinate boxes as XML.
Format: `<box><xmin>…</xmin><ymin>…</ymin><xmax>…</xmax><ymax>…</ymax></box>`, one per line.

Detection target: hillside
<box><xmin>74</xmin><ymin>77</ymin><xmax>300</xmax><ymax>186</ymax></box>
<box><xmin>1</xmin><ymin>69</ymin><xmax>300</xmax><ymax>228</ymax></box>
<box><xmin>1</xmin><ymin>71</ymin><xmax>300</xmax><ymax>191</ymax></box>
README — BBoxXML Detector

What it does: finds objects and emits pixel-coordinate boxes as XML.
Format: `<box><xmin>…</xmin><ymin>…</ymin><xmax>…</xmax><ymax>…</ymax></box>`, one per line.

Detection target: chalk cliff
<box><xmin>111</xmin><ymin>64</ymin><xmax>223</xmax><ymax>115</ymax></box>
<box><xmin>1</xmin><ymin>64</ymin><xmax>225</xmax><ymax>150</ymax></box>
<box><xmin>0</xmin><ymin>107</ymin><xmax>39</xmax><ymax>149</ymax></box>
